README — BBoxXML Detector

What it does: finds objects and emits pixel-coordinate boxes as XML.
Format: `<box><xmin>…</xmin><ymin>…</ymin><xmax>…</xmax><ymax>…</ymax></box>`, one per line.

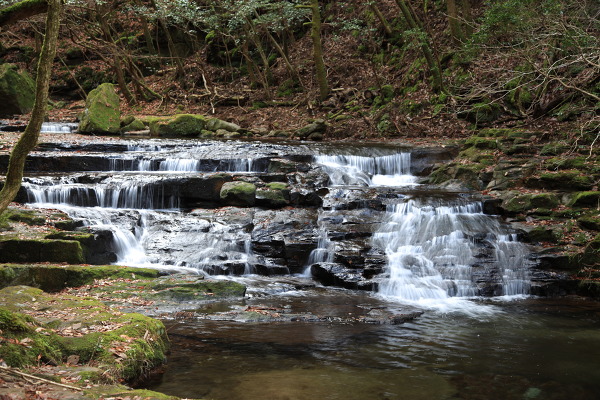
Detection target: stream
<box><xmin>8</xmin><ymin>132</ymin><xmax>600</xmax><ymax>399</ymax></box>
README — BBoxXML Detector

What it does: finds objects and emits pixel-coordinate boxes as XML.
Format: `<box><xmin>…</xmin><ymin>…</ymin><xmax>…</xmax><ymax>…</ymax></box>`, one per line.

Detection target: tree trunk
<box><xmin>369</xmin><ymin>3</ymin><xmax>393</xmax><ymax>37</ymax></box>
<box><xmin>0</xmin><ymin>0</ymin><xmax>61</xmax><ymax>216</ymax></box>
<box><xmin>310</xmin><ymin>0</ymin><xmax>329</xmax><ymax>101</ymax></box>
<box><xmin>447</xmin><ymin>0</ymin><xmax>464</xmax><ymax>43</ymax></box>
<box><xmin>394</xmin><ymin>0</ymin><xmax>444</xmax><ymax>93</ymax></box>
<box><xmin>460</xmin><ymin>0</ymin><xmax>473</xmax><ymax>37</ymax></box>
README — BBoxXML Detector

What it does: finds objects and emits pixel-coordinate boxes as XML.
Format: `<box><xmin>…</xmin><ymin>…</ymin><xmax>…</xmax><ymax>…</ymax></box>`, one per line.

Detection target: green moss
<box><xmin>477</xmin><ymin>128</ymin><xmax>534</xmax><ymax>139</ymax></box>
<box><xmin>458</xmin><ymin>101</ymin><xmax>502</xmax><ymax>126</ymax></box>
<box><xmin>527</xmin><ymin>226</ymin><xmax>560</xmax><ymax>244</ymax></box>
<box><xmin>527</xmin><ymin>171</ymin><xmax>594</xmax><ymax>191</ymax></box>
<box><xmin>464</xmin><ymin>136</ymin><xmax>499</xmax><ymax>150</ymax></box>
<box><xmin>5</xmin><ymin>209</ymin><xmax>46</xmax><ymax>225</ymax></box>
<box><xmin>0</xmin><ymin>306</ymin><xmax>62</xmax><ymax>367</ymax></box>
<box><xmin>0</xmin><ymin>239</ymin><xmax>84</xmax><ymax>264</ymax></box>
<box><xmin>540</xmin><ymin>142</ymin><xmax>569</xmax><ymax>156</ymax></box>
<box><xmin>0</xmin><ymin>264</ymin><xmax>160</xmax><ymax>292</ymax></box>
<box><xmin>79</xmin><ymin>83</ymin><xmax>120</xmax><ymax>134</ymax></box>
<box><xmin>267</xmin><ymin>182</ymin><xmax>288</xmax><ymax>191</ymax></box>
<box><xmin>149</xmin><ymin>114</ymin><xmax>208</xmax><ymax>137</ymax></box>
<box><xmin>0</xmin><ymin>287</ymin><xmax>168</xmax><ymax>382</ymax></box>
<box><xmin>568</xmin><ymin>191</ymin><xmax>600</xmax><ymax>208</ymax></box>
<box><xmin>459</xmin><ymin>147</ymin><xmax>496</xmax><ymax>165</ymax></box>
<box><xmin>0</xmin><ymin>63</ymin><xmax>35</xmax><ymax>116</ymax></box>
<box><xmin>220</xmin><ymin>181</ymin><xmax>256</xmax><ymax>206</ymax></box>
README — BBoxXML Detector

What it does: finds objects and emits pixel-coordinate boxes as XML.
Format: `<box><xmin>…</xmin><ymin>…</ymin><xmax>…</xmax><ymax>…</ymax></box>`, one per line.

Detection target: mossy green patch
<box><xmin>79</xmin><ymin>83</ymin><xmax>121</xmax><ymax>135</ymax></box>
<box><xmin>464</xmin><ymin>136</ymin><xmax>499</xmax><ymax>150</ymax></box>
<box><xmin>0</xmin><ymin>239</ymin><xmax>84</xmax><ymax>264</ymax></box>
<box><xmin>149</xmin><ymin>114</ymin><xmax>208</xmax><ymax>137</ymax></box>
<box><xmin>220</xmin><ymin>181</ymin><xmax>256</xmax><ymax>206</ymax></box>
<box><xmin>503</xmin><ymin>193</ymin><xmax>559</xmax><ymax>214</ymax></box>
<box><xmin>0</xmin><ymin>286</ymin><xmax>168</xmax><ymax>382</ymax></box>
<box><xmin>568</xmin><ymin>191</ymin><xmax>600</xmax><ymax>208</ymax></box>
<box><xmin>526</xmin><ymin>171</ymin><xmax>594</xmax><ymax>191</ymax></box>
<box><xmin>0</xmin><ymin>63</ymin><xmax>35</xmax><ymax>117</ymax></box>
<box><xmin>0</xmin><ymin>264</ymin><xmax>160</xmax><ymax>292</ymax></box>
<box><xmin>578</xmin><ymin>215</ymin><xmax>600</xmax><ymax>231</ymax></box>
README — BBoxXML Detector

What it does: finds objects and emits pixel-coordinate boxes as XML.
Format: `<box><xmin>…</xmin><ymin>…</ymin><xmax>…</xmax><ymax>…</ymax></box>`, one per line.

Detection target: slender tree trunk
<box><xmin>394</xmin><ymin>0</ymin><xmax>444</xmax><ymax>93</ymax></box>
<box><xmin>98</xmin><ymin>12</ymin><xmax>136</xmax><ymax>104</ymax></box>
<box><xmin>369</xmin><ymin>3</ymin><xmax>393</xmax><ymax>37</ymax></box>
<box><xmin>310</xmin><ymin>0</ymin><xmax>329</xmax><ymax>101</ymax></box>
<box><xmin>447</xmin><ymin>0</ymin><xmax>464</xmax><ymax>43</ymax></box>
<box><xmin>460</xmin><ymin>0</ymin><xmax>473</xmax><ymax>37</ymax></box>
<box><xmin>0</xmin><ymin>0</ymin><xmax>61</xmax><ymax>215</ymax></box>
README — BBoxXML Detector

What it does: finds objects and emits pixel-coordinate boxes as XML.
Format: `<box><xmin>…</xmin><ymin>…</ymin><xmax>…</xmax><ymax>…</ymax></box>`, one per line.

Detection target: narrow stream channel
<box><xmin>13</xmin><ymin>134</ymin><xmax>600</xmax><ymax>399</ymax></box>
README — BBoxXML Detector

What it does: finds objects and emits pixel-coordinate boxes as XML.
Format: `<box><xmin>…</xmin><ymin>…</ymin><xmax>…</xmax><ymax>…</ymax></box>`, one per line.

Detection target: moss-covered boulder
<box><xmin>79</xmin><ymin>83</ymin><xmax>121</xmax><ymax>135</ymax></box>
<box><xmin>220</xmin><ymin>181</ymin><xmax>256</xmax><ymax>206</ymax></box>
<box><xmin>464</xmin><ymin>136</ymin><xmax>499</xmax><ymax>150</ymax></box>
<box><xmin>502</xmin><ymin>193</ymin><xmax>559</xmax><ymax>214</ymax></box>
<box><xmin>206</xmin><ymin>118</ymin><xmax>241</xmax><ymax>132</ymax></box>
<box><xmin>256</xmin><ymin>184</ymin><xmax>290</xmax><ymax>208</ymax></box>
<box><xmin>525</xmin><ymin>226</ymin><xmax>560</xmax><ymax>244</ymax></box>
<box><xmin>0</xmin><ymin>264</ymin><xmax>161</xmax><ymax>292</ymax></box>
<box><xmin>568</xmin><ymin>191</ymin><xmax>600</xmax><ymax>208</ymax></box>
<box><xmin>578</xmin><ymin>215</ymin><xmax>600</xmax><ymax>231</ymax></box>
<box><xmin>457</xmin><ymin>101</ymin><xmax>502</xmax><ymax>126</ymax></box>
<box><xmin>428</xmin><ymin>162</ymin><xmax>487</xmax><ymax>190</ymax></box>
<box><xmin>525</xmin><ymin>171</ymin><xmax>595</xmax><ymax>191</ymax></box>
<box><xmin>0</xmin><ymin>239</ymin><xmax>84</xmax><ymax>264</ymax></box>
<box><xmin>120</xmin><ymin>117</ymin><xmax>146</xmax><ymax>133</ymax></box>
<box><xmin>0</xmin><ymin>64</ymin><xmax>35</xmax><ymax>117</ymax></box>
<box><xmin>149</xmin><ymin>114</ymin><xmax>208</xmax><ymax>137</ymax></box>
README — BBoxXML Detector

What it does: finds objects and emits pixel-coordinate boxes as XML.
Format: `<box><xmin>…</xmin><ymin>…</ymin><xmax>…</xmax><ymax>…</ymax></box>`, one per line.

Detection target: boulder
<box><xmin>0</xmin><ymin>64</ymin><xmax>35</xmax><ymax>117</ymax></box>
<box><xmin>206</xmin><ymin>118</ymin><xmax>241</xmax><ymax>132</ymax></box>
<box><xmin>149</xmin><ymin>113</ymin><xmax>208</xmax><ymax>137</ymax></box>
<box><xmin>568</xmin><ymin>191</ymin><xmax>600</xmax><ymax>208</ymax></box>
<box><xmin>79</xmin><ymin>83</ymin><xmax>121</xmax><ymax>134</ymax></box>
<box><xmin>220</xmin><ymin>181</ymin><xmax>256</xmax><ymax>206</ymax></box>
<box><xmin>0</xmin><ymin>239</ymin><xmax>84</xmax><ymax>264</ymax></box>
<box><xmin>120</xmin><ymin>117</ymin><xmax>146</xmax><ymax>133</ymax></box>
<box><xmin>297</xmin><ymin>119</ymin><xmax>327</xmax><ymax>139</ymax></box>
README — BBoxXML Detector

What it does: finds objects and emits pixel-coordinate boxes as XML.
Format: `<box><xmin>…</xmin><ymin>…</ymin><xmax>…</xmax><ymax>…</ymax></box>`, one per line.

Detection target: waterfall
<box><xmin>374</xmin><ymin>201</ymin><xmax>531</xmax><ymax>301</ymax></box>
<box><xmin>315</xmin><ymin>153</ymin><xmax>417</xmax><ymax>186</ymax></box>
<box><xmin>25</xmin><ymin>179</ymin><xmax>179</xmax><ymax>210</ymax></box>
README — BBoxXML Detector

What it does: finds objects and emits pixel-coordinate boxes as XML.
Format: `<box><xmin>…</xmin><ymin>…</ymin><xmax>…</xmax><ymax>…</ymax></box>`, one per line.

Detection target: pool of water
<box><xmin>148</xmin><ymin>281</ymin><xmax>600</xmax><ymax>400</ymax></box>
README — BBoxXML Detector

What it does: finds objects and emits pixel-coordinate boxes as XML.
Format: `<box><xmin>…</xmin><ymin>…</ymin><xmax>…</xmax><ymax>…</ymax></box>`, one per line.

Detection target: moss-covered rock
<box><xmin>525</xmin><ymin>226</ymin><xmax>560</xmax><ymax>244</ymax></box>
<box><xmin>0</xmin><ymin>64</ymin><xmax>35</xmax><ymax>117</ymax></box>
<box><xmin>525</xmin><ymin>171</ymin><xmax>594</xmax><ymax>191</ymax></box>
<box><xmin>220</xmin><ymin>181</ymin><xmax>256</xmax><ymax>206</ymax></box>
<box><xmin>568</xmin><ymin>191</ymin><xmax>600</xmax><ymax>208</ymax></box>
<box><xmin>457</xmin><ymin>101</ymin><xmax>502</xmax><ymax>126</ymax></box>
<box><xmin>0</xmin><ymin>264</ymin><xmax>161</xmax><ymax>292</ymax></box>
<box><xmin>428</xmin><ymin>162</ymin><xmax>486</xmax><ymax>190</ymax></box>
<box><xmin>120</xmin><ymin>117</ymin><xmax>146</xmax><ymax>133</ymax></box>
<box><xmin>206</xmin><ymin>118</ymin><xmax>241</xmax><ymax>132</ymax></box>
<box><xmin>297</xmin><ymin>119</ymin><xmax>327</xmax><ymax>139</ymax></box>
<box><xmin>502</xmin><ymin>193</ymin><xmax>559</xmax><ymax>214</ymax></box>
<box><xmin>79</xmin><ymin>83</ymin><xmax>121</xmax><ymax>135</ymax></box>
<box><xmin>0</xmin><ymin>239</ymin><xmax>84</xmax><ymax>264</ymax></box>
<box><xmin>149</xmin><ymin>276</ymin><xmax>246</xmax><ymax>300</ymax></box>
<box><xmin>149</xmin><ymin>114</ymin><xmax>208</xmax><ymax>137</ymax></box>
<box><xmin>578</xmin><ymin>215</ymin><xmax>600</xmax><ymax>231</ymax></box>
<box><xmin>464</xmin><ymin>136</ymin><xmax>499</xmax><ymax>150</ymax></box>
<box><xmin>256</xmin><ymin>187</ymin><xmax>290</xmax><ymax>208</ymax></box>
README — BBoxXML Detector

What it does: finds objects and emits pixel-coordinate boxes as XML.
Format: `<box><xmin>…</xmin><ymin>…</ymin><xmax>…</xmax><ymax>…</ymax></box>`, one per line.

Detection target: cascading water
<box><xmin>315</xmin><ymin>153</ymin><xmax>417</xmax><ymax>186</ymax></box>
<box><xmin>314</xmin><ymin>150</ymin><xmax>532</xmax><ymax>304</ymax></box>
<box><xmin>373</xmin><ymin>200</ymin><xmax>531</xmax><ymax>302</ymax></box>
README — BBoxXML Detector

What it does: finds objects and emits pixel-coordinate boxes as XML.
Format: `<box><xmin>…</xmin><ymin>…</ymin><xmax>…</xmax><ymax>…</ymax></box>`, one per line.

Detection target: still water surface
<box><xmin>149</xmin><ymin>281</ymin><xmax>600</xmax><ymax>400</ymax></box>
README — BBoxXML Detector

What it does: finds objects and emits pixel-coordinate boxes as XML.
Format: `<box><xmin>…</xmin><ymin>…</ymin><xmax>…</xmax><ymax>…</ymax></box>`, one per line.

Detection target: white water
<box><xmin>40</xmin><ymin>122</ymin><xmax>78</xmax><ymax>133</ymax></box>
<box><xmin>316</xmin><ymin>153</ymin><xmax>417</xmax><ymax>186</ymax></box>
<box><xmin>373</xmin><ymin>201</ymin><xmax>531</xmax><ymax>305</ymax></box>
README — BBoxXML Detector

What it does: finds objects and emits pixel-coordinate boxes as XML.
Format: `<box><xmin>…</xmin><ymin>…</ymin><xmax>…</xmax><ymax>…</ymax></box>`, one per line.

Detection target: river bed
<box><xmin>148</xmin><ymin>278</ymin><xmax>600</xmax><ymax>400</ymax></box>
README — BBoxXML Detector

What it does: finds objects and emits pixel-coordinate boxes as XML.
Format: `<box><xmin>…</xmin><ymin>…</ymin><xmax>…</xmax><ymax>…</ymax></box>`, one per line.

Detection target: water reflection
<box><xmin>149</xmin><ymin>287</ymin><xmax>600</xmax><ymax>400</ymax></box>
